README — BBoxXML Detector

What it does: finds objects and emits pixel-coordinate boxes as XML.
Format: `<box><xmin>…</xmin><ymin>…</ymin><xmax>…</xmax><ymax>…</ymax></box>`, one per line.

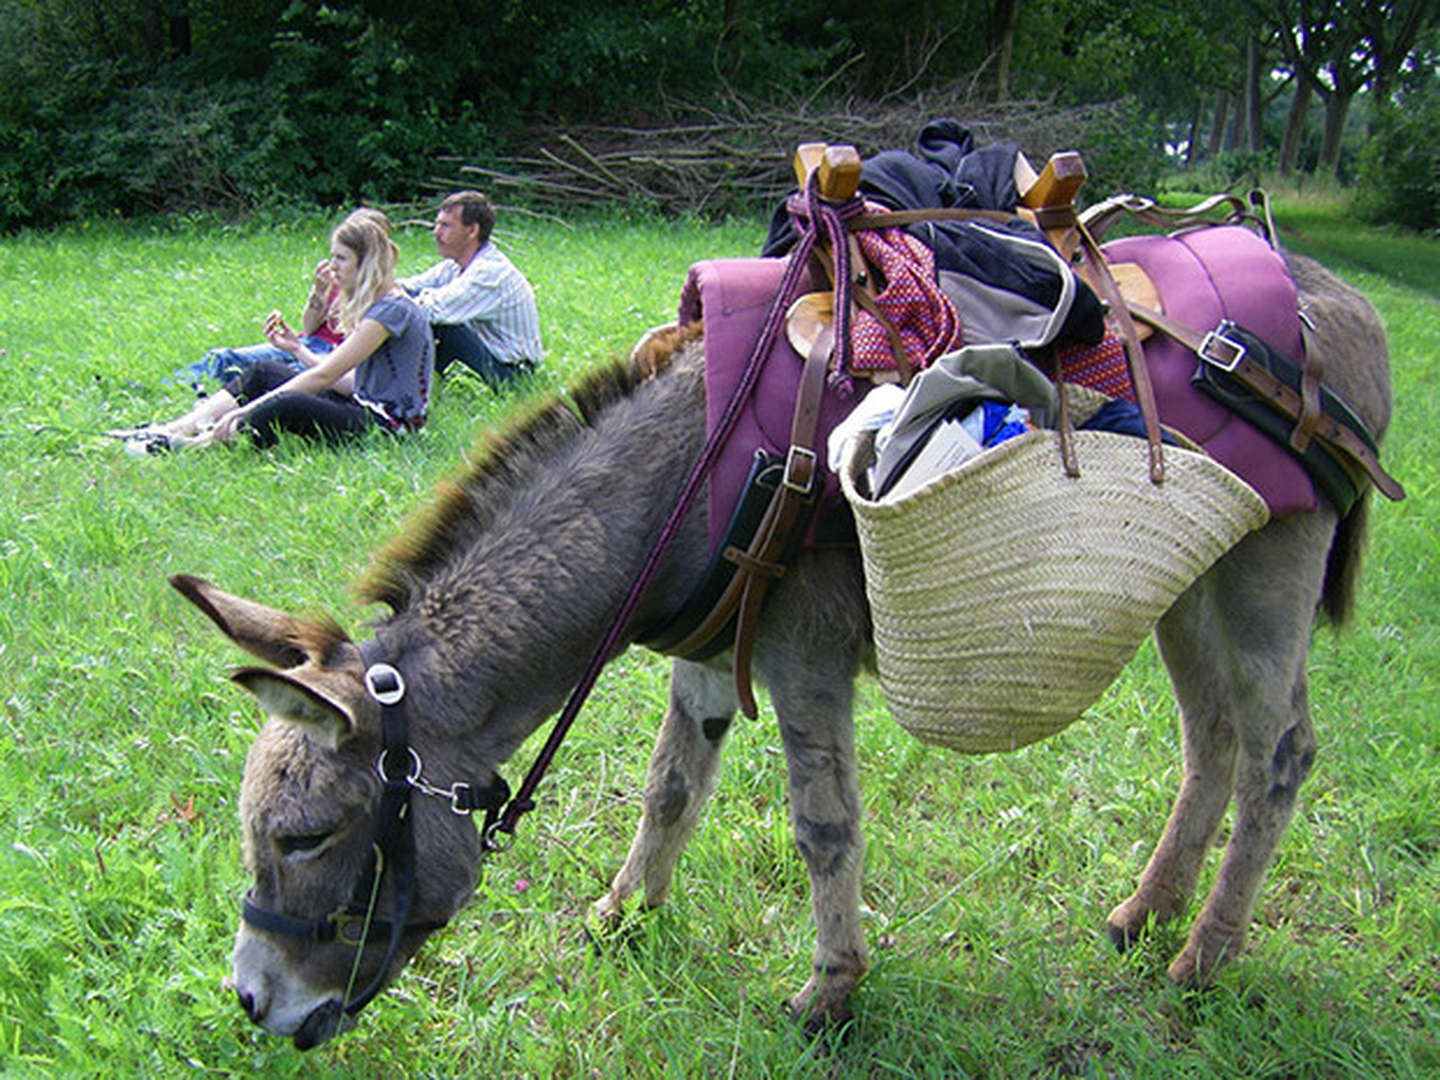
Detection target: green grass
<box><xmin>0</xmin><ymin>202</ymin><xmax>1435</xmax><ymax>1078</ymax></box>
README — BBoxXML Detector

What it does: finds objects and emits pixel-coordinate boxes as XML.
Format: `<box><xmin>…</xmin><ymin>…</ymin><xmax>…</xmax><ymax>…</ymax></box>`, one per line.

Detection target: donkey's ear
<box><xmin>231</xmin><ymin>667</ymin><xmax>366</xmax><ymax>748</ymax></box>
<box><xmin>170</xmin><ymin>574</ymin><xmax>348</xmax><ymax>670</ymax></box>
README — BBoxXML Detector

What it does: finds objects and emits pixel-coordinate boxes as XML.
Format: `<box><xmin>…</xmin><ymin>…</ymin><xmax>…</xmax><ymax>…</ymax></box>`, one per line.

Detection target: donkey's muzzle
<box><xmin>292</xmin><ymin>999</ymin><xmax>347</xmax><ymax>1051</ymax></box>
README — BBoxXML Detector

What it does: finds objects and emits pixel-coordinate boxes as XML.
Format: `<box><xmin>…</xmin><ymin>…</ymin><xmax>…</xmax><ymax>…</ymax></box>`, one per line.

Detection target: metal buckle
<box><xmin>783</xmin><ymin>445</ymin><xmax>817</xmax><ymax>495</ymax></box>
<box><xmin>330</xmin><ymin>909</ymin><xmax>372</xmax><ymax>947</ymax></box>
<box><xmin>1198</xmin><ymin>330</ymin><xmax>1246</xmax><ymax>372</ymax></box>
<box><xmin>364</xmin><ymin>662</ymin><xmax>406</xmax><ymax>706</ymax></box>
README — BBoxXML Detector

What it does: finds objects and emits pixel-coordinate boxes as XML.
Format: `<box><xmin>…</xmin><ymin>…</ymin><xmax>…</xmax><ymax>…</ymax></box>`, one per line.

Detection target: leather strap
<box><xmin>811</xmin><ymin>242</ymin><xmax>914</xmax><ymax>384</ymax></box>
<box><xmin>1290</xmin><ymin>315</ymin><xmax>1323</xmax><ymax>452</ymax></box>
<box><xmin>1127</xmin><ymin>300</ymin><xmax>1405</xmax><ymax>501</ymax></box>
<box><xmin>1050</xmin><ymin>345</ymin><xmax>1079</xmax><ymax>476</ymax></box>
<box><xmin>729</xmin><ymin>323</ymin><xmax>833</xmax><ymax>717</ymax></box>
<box><xmin>846</xmin><ymin>207</ymin><xmax>1020</xmax><ymax>230</ymax></box>
<box><xmin>1076</xmin><ymin>221</ymin><xmax>1167</xmax><ymax>483</ymax></box>
<box><xmin>1079</xmin><ymin>191</ymin><xmax>1257</xmax><ymax>244</ymax></box>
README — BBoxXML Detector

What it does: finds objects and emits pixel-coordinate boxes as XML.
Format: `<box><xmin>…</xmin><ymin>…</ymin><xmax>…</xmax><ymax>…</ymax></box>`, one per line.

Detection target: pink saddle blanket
<box><xmin>1104</xmin><ymin>225</ymin><xmax>1317</xmax><ymax>516</ymax></box>
<box><xmin>678</xmin><ymin>258</ymin><xmax>871</xmax><ymax>552</ymax></box>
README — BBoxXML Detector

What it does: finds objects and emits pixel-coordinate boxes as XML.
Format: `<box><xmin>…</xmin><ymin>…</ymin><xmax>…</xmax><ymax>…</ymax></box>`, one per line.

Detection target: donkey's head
<box><xmin>172</xmin><ymin>574</ymin><xmax>494</xmax><ymax>1049</ymax></box>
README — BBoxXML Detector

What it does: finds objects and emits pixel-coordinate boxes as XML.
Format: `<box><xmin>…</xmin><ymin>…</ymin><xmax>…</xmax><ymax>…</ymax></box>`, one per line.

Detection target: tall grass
<box><xmin>0</xmin><ymin>202</ymin><xmax>1435</xmax><ymax>1078</ymax></box>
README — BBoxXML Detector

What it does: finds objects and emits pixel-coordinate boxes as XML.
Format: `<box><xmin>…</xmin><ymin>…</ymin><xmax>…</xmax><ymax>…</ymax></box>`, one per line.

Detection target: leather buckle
<box><xmin>1198</xmin><ymin>330</ymin><xmax>1246</xmax><ymax>372</ymax></box>
<box><xmin>783</xmin><ymin>445</ymin><xmax>817</xmax><ymax>495</ymax></box>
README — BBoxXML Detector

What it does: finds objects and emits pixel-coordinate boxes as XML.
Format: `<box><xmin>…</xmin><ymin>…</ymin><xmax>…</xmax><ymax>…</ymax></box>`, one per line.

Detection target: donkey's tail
<box><xmin>1320</xmin><ymin>488</ymin><xmax>1371</xmax><ymax>626</ymax></box>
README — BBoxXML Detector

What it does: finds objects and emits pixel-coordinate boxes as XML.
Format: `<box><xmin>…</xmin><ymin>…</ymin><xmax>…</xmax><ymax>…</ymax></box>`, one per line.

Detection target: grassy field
<box><xmin>0</xmin><ymin>197</ymin><xmax>1435</xmax><ymax>1078</ymax></box>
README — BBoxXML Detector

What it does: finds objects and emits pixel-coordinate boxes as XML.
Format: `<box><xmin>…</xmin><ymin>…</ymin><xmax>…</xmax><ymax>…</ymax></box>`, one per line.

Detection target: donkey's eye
<box><xmin>276</xmin><ymin>832</ymin><xmax>333</xmax><ymax>858</ymax></box>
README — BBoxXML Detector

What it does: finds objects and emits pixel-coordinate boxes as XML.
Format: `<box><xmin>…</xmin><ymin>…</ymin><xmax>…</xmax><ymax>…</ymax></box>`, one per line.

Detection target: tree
<box><xmin>1274</xmin><ymin>0</ymin><xmax>1440</xmax><ymax>175</ymax></box>
<box><xmin>1358</xmin><ymin>0</ymin><xmax>1440</xmax><ymax>120</ymax></box>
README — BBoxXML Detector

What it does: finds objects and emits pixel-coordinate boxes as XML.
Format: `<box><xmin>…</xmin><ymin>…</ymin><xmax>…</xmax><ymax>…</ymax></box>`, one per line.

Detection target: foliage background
<box><xmin>2</xmin><ymin>0</ymin><xmax>1437</xmax><ymax>230</ymax></box>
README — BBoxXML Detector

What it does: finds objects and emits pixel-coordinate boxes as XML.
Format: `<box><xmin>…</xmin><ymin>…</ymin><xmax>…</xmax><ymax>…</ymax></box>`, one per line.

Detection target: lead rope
<box><xmin>338</xmin><ymin>844</ymin><xmax>385</xmax><ymax>1014</ymax></box>
<box><xmin>489</xmin><ymin>172</ymin><xmax>855</xmax><ymax>847</ymax></box>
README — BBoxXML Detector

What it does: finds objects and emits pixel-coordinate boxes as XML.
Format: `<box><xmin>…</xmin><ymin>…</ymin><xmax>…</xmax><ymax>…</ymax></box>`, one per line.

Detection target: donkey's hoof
<box><xmin>1105</xmin><ymin>900</ymin><xmax>1154</xmax><ymax>954</ymax></box>
<box><xmin>786</xmin><ymin>975</ymin><xmax>857</xmax><ymax>1035</ymax></box>
<box><xmin>1167</xmin><ymin>931</ymin><xmax>1242</xmax><ymax>987</ymax></box>
<box><xmin>589</xmin><ymin>893</ymin><xmax>627</xmax><ymax>930</ymax></box>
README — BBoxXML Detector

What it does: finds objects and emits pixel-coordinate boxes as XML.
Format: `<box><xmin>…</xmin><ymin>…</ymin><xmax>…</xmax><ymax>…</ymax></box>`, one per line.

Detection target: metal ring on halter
<box><xmin>363</xmin><ymin>662</ymin><xmax>406</xmax><ymax>706</ymax></box>
<box><xmin>376</xmin><ymin>745</ymin><xmax>422</xmax><ymax>785</ymax></box>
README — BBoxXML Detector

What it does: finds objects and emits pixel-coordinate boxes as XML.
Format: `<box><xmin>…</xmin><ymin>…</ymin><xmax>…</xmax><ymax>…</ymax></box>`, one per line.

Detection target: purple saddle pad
<box><xmin>1105</xmin><ymin>225</ymin><xmax>1316</xmax><ymax>516</ymax></box>
<box><xmin>679</xmin><ymin>258</ymin><xmax>872</xmax><ymax>552</ymax></box>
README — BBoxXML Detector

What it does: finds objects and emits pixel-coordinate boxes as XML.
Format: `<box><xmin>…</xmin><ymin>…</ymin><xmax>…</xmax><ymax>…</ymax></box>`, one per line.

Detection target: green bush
<box><xmin>1354</xmin><ymin>84</ymin><xmax>1440</xmax><ymax>234</ymax></box>
<box><xmin>1074</xmin><ymin>100</ymin><xmax>1166</xmax><ymax>201</ymax></box>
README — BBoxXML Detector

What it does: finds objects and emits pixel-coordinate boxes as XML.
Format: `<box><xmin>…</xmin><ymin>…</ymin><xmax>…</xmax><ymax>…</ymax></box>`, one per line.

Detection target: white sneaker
<box><xmin>123</xmin><ymin>431</ymin><xmax>197</xmax><ymax>457</ymax></box>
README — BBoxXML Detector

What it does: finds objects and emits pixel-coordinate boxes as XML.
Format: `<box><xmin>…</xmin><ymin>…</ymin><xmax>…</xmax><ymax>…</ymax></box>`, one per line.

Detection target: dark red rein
<box><xmin>488</xmin><ymin>174</ymin><xmax>858</xmax><ymax>847</ymax></box>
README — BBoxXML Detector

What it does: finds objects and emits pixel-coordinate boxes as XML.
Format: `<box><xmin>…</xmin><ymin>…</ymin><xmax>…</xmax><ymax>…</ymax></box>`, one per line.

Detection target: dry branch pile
<box><xmin>423</xmin><ymin>91</ymin><xmax>1120</xmax><ymax>220</ymax></box>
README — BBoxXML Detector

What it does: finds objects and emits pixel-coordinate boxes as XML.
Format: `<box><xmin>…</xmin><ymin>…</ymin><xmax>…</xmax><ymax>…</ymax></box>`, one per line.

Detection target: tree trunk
<box><xmin>987</xmin><ymin>0</ymin><xmax>1018</xmax><ymax>101</ymax></box>
<box><xmin>169</xmin><ymin>9</ymin><xmax>192</xmax><ymax>59</ymax></box>
<box><xmin>1318</xmin><ymin>89</ymin><xmax>1352</xmax><ymax>175</ymax></box>
<box><xmin>720</xmin><ymin>0</ymin><xmax>745</xmax><ymax>74</ymax></box>
<box><xmin>1244</xmin><ymin>36</ymin><xmax>1264</xmax><ymax>153</ymax></box>
<box><xmin>1185</xmin><ymin>96</ymin><xmax>1204</xmax><ymax>167</ymax></box>
<box><xmin>1278</xmin><ymin>79</ymin><xmax>1311</xmax><ymax>176</ymax></box>
<box><xmin>1206</xmin><ymin>89</ymin><xmax>1230</xmax><ymax>160</ymax></box>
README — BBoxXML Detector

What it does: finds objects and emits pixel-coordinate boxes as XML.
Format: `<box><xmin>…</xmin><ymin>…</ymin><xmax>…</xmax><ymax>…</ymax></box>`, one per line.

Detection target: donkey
<box><xmin>176</xmin><ymin>254</ymin><xmax>1391</xmax><ymax>1049</ymax></box>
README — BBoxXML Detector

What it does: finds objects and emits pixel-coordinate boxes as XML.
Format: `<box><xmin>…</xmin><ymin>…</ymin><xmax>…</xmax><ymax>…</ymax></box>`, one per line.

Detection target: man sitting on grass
<box><xmin>400</xmin><ymin>190</ymin><xmax>543</xmax><ymax>389</ymax></box>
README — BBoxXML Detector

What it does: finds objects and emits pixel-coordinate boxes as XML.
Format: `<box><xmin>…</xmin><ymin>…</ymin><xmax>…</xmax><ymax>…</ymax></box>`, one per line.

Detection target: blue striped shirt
<box><xmin>400</xmin><ymin>243</ymin><xmax>542</xmax><ymax>367</ymax></box>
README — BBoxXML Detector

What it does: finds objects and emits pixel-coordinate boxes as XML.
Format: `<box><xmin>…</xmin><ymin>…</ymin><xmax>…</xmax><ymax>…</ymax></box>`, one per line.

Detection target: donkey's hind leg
<box><xmin>1106</xmin><ymin>575</ymin><xmax>1240</xmax><ymax>950</ymax></box>
<box><xmin>1109</xmin><ymin>511</ymin><xmax>1335</xmax><ymax>983</ymax></box>
<box><xmin>594</xmin><ymin>658</ymin><xmax>737</xmax><ymax>920</ymax></box>
<box><xmin>765</xmin><ymin>665</ymin><xmax>868</xmax><ymax>1028</ymax></box>
<box><xmin>755</xmin><ymin>548</ymin><xmax>872</xmax><ymax>1029</ymax></box>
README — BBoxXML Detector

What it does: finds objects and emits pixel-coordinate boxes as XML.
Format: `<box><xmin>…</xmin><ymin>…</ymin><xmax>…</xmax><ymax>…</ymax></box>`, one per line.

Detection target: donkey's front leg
<box><xmin>769</xmin><ymin>680</ymin><xmax>868</xmax><ymax>1028</ymax></box>
<box><xmin>595</xmin><ymin>659</ymin><xmax>737</xmax><ymax>920</ymax></box>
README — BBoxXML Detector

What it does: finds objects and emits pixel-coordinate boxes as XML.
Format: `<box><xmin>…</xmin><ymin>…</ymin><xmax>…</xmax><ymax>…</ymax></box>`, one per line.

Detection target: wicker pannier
<box><xmin>840</xmin><ymin>427</ymin><xmax>1269</xmax><ymax>753</ymax></box>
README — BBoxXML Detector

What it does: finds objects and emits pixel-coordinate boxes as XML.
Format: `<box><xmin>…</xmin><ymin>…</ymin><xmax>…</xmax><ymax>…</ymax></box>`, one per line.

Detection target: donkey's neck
<box><xmin>388</xmin><ymin>347</ymin><xmax>709</xmax><ymax>764</ymax></box>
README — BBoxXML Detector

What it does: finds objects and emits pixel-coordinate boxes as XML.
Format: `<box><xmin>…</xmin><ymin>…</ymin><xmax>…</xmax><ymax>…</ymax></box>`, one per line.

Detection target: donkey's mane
<box><xmin>355</xmin><ymin>322</ymin><xmax>702</xmax><ymax>613</ymax></box>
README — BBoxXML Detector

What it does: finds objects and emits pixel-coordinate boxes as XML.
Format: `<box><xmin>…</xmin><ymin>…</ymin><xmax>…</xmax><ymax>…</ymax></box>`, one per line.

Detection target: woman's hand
<box><xmin>264</xmin><ymin>310</ymin><xmax>301</xmax><ymax>354</ymax></box>
<box><xmin>311</xmin><ymin>259</ymin><xmax>335</xmax><ymax>294</ymax></box>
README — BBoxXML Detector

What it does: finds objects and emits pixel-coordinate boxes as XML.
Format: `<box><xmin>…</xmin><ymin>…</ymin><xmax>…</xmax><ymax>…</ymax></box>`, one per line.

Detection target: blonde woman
<box><xmin>125</xmin><ymin>208</ymin><xmax>433</xmax><ymax>454</ymax></box>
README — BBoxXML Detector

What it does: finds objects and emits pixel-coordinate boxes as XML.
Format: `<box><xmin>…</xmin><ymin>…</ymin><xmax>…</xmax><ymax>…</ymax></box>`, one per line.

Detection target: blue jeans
<box><xmin>168</xmin><ymin>337</ymin><xmax>335</xmax><ymax>386</ymax></box>
<box><xmin>433</xmin><ymin>323</ymin><xmax>534</xmax><ymax>389</ymax></box>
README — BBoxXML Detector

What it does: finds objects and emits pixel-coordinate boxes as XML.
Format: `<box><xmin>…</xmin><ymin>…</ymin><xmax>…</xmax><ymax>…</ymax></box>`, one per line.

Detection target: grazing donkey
<box><xmin>176</xmin><ymin>254</ymin><xmax>1392</xmax><ymax>1049</ymax></box>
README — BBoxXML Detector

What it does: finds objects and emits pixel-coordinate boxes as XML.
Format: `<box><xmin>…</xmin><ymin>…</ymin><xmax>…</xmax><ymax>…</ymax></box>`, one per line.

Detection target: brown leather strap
<box><xmin>1126</xmin><ymin>300</ymin><xmax>1405</xmax><ymax>501</ymax></box>
<box><xmin>1076</xmin><ymin>221</ymin><xmax>1166</xmax><ymax>483</ymax></box>
<box><xmin>1290</xmin><ymin>315</ymin><xmax>1323</xmax><ymax>452</ymax></box>
<box><xmin>847</xmin><ymin>207</ymin><xmax>1019</xmax><ymax>230</ymax></box>
<box><xmin>1078</xmin><ymin>191</ymin><xmax>1255</xmax><ymax>244</ymax></box>
<box><xmin>1049</xmin><ymin>345</ymin><xmax>1080</xmax><ymax>477</ymax></box>
<box><xmin>730</xmin><ymin>323</ymin><xmax>833</xmax><ymax>717</ymax></box>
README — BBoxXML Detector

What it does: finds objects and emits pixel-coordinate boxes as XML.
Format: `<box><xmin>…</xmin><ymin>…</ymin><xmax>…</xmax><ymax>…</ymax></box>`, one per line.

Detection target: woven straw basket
<box><xmin>840</xmin><ymin>427</ymin><xmax>1270</xmax><ymax>753</ymax></box>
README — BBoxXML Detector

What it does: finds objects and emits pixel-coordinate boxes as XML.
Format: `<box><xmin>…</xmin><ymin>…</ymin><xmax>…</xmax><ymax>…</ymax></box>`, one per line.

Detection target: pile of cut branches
<box><xmin>422</xmin><ymin>90</ymin><xmax>1122</xmax><ymax>221</ymax></box>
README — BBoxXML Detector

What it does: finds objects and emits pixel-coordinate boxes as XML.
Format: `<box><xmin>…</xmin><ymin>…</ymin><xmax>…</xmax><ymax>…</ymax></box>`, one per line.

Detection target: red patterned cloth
<box><xmin>1054</xmin><ymin>334</ymin><xmax>1134</xmax><ymax>402</ymax></box>
<box><xmin>849</xmin><ymin>207</ymin><xmax>963</xmax><ymax>374</ymax></box>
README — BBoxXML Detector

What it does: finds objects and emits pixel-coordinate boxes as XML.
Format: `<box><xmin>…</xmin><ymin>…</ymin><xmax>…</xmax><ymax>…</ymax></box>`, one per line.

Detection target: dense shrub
<box><xmin>1072</xmin><ymin>100</ymin><xmax>1167</xmax><ymax>201</ymax></box>
<box><xmin>1354</xmin><ymin>84</ymin><xmax>1440</xmax><ymax>235</ymax></box>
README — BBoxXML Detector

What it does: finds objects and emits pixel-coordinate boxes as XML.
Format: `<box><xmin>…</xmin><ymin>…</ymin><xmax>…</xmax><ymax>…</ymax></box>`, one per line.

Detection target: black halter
<box><xmin>239</xmin><ymin>651</ymin><xmax>509</xmax><ymax>1018</ymax></box>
